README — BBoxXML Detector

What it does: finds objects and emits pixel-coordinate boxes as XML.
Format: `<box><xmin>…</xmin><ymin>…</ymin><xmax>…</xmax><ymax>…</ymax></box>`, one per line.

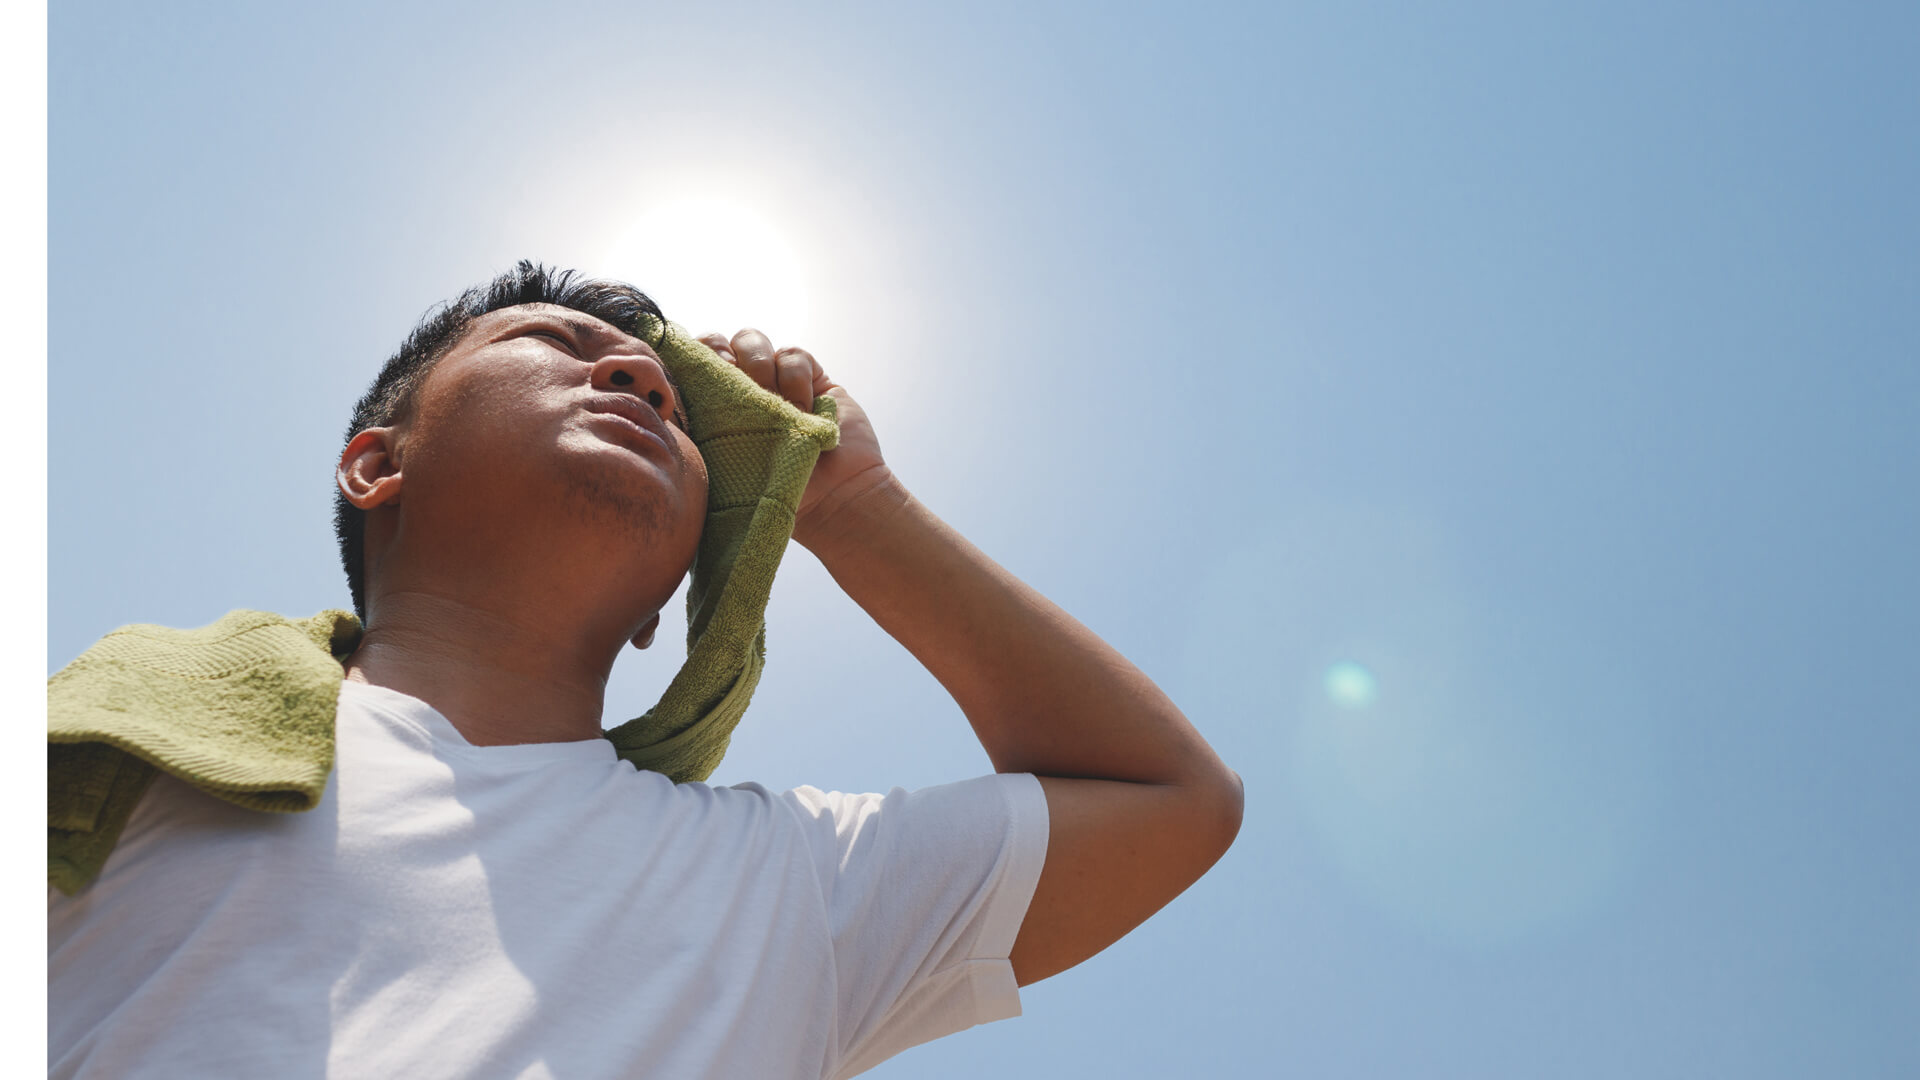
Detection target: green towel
<box><xmin>604</xmin><ymin>316</ymin><xmax>839</xmax><ymax>776</ymax></box>
<box><xmin>48</xmin><ymin>610</ymin><xmax>361</xmax><ymax>895</ymax></box>
<box><xmin>48</xmin><ymin>321</ymin><xmax>838</xmax><ymax>894</ymax></box>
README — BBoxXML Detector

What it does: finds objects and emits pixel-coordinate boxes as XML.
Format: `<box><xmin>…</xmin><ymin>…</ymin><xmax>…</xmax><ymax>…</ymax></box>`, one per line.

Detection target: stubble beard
<box><xmin>558</xmin><ymin>461</ymin><xmax>674</xmax><ymax>551</ymax></box>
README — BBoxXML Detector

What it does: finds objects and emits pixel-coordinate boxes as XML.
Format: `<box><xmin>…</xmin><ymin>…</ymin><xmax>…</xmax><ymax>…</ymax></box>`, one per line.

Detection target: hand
<box><xmin>697</xmin><ymin>329</ymin><xmax>893</xmax><ymax>544</ymax></box>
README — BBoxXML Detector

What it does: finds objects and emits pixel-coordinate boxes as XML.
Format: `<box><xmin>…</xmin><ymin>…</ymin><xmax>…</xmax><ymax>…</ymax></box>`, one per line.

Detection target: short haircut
<box><xmin>332</xmin><ymin>260</ymin><xmax>666</xmax><ymax>621</ymax></box>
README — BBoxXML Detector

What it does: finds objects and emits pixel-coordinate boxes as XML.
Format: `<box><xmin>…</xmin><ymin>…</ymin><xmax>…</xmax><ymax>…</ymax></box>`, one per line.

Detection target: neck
<box><xmin>342</xmin><ymin>590</ymin><xmax>627</xmax><ymax>746</ymax></box>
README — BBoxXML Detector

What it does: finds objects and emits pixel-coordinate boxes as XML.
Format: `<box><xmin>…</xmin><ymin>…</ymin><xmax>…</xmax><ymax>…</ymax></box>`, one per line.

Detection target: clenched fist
<box><xmin>698</xmin><ymin>329</ymin><xmax>892</xmax><ymax>546</ymax></box>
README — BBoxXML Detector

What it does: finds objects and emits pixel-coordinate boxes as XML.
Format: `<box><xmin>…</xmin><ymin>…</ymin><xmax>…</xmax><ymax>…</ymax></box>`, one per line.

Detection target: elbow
<box><xmin>1194</xmin><ymin>764</ymin><xmax>1245</xmax><ymax>864</ymax></box>
<box><xmin>1219</xmin><ymin>767</ymin><xmax>1247</xmax><ymax>852</ymax></box>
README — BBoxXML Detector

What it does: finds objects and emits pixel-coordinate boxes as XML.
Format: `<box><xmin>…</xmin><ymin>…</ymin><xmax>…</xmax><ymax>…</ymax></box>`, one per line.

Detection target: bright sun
<box><xmin>600</xmin><ymin>198</ymin><xmax>812</xmax><ymax>342</ymax></box>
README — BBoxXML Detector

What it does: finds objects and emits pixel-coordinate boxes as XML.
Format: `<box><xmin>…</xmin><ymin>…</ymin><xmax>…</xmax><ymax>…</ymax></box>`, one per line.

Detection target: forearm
<box><xmin>798</xmin><ymin>468</ymin><xmax>1234</xmax><ymax>792</ymax></box>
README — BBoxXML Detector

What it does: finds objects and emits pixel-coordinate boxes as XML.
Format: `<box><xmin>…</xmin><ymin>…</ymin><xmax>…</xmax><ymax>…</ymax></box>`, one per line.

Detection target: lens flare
<box><xmin>1178</xmin><ymin>503</ymin><xmax>1660</xmax><ymax>946</ymax></box>
<box><xmin>1324</xmin><ymin>661</ymin><xmax>1378</xmax><ymax>709</ymax></box>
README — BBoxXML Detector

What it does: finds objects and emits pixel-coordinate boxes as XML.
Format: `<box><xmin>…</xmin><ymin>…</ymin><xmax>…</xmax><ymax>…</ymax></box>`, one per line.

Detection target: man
<box><xmin>48</xmin><ymin>263</ymin><xmax>1242</xmax><ymax>1078</ymax></box>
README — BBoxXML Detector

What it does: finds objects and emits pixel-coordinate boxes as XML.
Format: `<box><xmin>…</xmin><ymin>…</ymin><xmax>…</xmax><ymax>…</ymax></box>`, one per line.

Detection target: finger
<box><xmin>792</xmin><ymin>349</ymin><xmax>834</xmax><ymax>396</ymax></box>
<box><xmin>697</xmin><ymin>333</ymin><xmax>735</xmax><ymax>361</ymax></box>
<box><xmin>774</xmin><ymin>347</ymin><xmax>817</xmax><ymax>411</ymax></box>
<box><xmin>730</xmin><ymin>328</ymin><xmax>777</xmax><ymax>393</ymax></box>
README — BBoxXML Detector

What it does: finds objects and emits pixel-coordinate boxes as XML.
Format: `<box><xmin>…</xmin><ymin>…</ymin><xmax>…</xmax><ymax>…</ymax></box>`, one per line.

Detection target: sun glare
<box><xmin>601</xmin><ymin>198</ymin><xmax>812</xmax><ymax>343</ymax></box>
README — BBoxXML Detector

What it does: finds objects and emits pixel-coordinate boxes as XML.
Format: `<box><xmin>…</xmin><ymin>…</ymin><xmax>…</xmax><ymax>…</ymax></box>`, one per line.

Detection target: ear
<box><xmin>337</xmin><ymin>428</ymin><xmax>404</xmax><ymax>510</ymax></box>
<box><xmin>629</xmin><ymin>612</ymin><xmax>662</xmax><ymax>651</ymax></box>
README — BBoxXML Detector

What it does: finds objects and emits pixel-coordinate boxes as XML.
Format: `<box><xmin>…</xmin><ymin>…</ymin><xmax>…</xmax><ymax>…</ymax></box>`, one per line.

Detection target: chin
<box><xmin>557</xmin><ymin>464</ymin><xmax>677</xmax><ymax>542</ymax></box>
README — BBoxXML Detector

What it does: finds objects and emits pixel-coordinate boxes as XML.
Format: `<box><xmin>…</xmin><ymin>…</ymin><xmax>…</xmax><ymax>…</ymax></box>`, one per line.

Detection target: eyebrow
<box><xmin>550</xmin><ymin>314</ymin><xmax>692</xmax><ymax>433</ymax></box>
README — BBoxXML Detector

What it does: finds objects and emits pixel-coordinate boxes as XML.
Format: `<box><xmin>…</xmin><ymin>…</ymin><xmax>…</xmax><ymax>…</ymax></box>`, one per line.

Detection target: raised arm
<box><xmin>703</xmin><ymin>330</ymin><xmax>1243</xmax><ymax>986</ymax></box>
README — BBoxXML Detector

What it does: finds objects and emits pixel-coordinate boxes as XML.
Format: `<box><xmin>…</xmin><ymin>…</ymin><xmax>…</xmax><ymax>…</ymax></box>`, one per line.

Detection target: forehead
<box><xmin>462</xmin><ymin>303</ymin><xmax>657</xmax><ymax>357</ymax></box>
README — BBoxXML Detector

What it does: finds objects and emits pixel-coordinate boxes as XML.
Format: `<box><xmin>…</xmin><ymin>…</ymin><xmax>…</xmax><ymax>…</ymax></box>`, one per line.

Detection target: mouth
<box><xmin>582</xmin><ymin>395</ymin><xmax>676</xmax><ymax>459</ymax></box>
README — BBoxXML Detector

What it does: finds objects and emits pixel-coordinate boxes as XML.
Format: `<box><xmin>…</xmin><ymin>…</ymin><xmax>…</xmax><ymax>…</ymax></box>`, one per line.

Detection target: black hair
<box><xmin>332</xmin><ymin>260</ymin><xmax>666</xmax><ymax>621</ymax></box>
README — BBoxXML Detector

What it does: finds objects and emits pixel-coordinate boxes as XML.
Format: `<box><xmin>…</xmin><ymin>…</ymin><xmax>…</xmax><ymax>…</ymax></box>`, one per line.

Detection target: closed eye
<box><xmin>527</xmin><ymin>329</ymin><xmax>578</xmax><ymax>354</ymax></box>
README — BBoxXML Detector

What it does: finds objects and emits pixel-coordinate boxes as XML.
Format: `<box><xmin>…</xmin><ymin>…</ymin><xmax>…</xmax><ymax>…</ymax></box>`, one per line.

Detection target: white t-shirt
<box><xmin>48</xmin><ymin>680</ymin><xmax>1049</xmax><ymax>1079</ymax></box>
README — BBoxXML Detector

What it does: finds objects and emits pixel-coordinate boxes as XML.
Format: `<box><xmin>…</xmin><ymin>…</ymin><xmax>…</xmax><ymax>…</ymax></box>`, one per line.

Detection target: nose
<box><xmin>591</xmin><ymin>353</ymin><xmax>678</xmax><ymax>419</ymax></box>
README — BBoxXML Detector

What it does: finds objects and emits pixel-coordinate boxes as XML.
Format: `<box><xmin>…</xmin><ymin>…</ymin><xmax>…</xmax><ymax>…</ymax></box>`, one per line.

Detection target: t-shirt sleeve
<box><xmin>778</xmin><ymin>772</ymin><xmax>1049</xmax><ymax>1080</ymax></box>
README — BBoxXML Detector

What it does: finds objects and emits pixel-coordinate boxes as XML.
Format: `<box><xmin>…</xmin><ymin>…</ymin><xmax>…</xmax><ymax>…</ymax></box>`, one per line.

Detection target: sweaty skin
<box><xmin>337</xmin><ymin>306</ymin><xmax>707</xmax><ymax>748</ymax></box>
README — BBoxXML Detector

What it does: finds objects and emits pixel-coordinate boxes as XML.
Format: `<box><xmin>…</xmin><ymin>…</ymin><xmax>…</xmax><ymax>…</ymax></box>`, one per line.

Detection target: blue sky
<box><xmin>48</xmin><ymin>1</ymin><xmax>1918</xmax><ymax>1075</ymax></box>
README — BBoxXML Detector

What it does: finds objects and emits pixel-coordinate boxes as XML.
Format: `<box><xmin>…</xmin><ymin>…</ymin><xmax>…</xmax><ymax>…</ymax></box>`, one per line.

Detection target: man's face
<box><xmin>393</xmin><ymin>303</ymin><xmax>709</xmax><ymax>615</ymax></box>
